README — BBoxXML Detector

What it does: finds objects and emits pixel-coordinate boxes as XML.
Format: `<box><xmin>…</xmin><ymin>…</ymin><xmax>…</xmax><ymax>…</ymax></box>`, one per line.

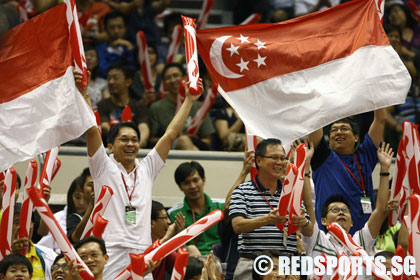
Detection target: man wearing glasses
<box><xmin>294</xmin><ymin>142</ymin><xmax>396</xmax><ymax>265</ymax></box>
<box><xmin>229</xmin><ymin>138</ymin><xmax>312</xmax><ymax>279</ymax></box>
<box><xmin>308</xmin><ymin>109</ymin><xmax>387</xmax><ymax>234</ymax></box>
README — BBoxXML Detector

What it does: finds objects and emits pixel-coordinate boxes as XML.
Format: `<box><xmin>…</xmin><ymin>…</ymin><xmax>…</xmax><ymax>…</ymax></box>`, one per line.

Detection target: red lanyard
<box><xmin>339</xmin><ymin>154</ymin><xmax>365</xmax><ymax>194</ymax></box>
<box><xmin>121</xmin><ymin>170</ymin><xmax>137</xmax><ymax>205</ymax></box>
<box><xmin>252</xmin><ymin>177</ymin><xmax>276</xmax><ymax>210</ymax></box>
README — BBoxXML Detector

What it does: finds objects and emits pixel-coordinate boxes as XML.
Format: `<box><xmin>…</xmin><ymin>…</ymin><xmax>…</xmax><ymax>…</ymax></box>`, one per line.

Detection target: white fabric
<box><xmin>104</xmin><ymin>245</ymin><xmax>153</xmax><ymax>280</ymax></box>
<box><xmin>37</xmin><ymin>207</ymin><xmax>67</xmax><ymax>253</ymax></box>
<box><xmin>220</xmin><ymin>45</ymin><xmax>409</xmax><ymax>145</ymax></box>
<box><xmin>302</xmin><ymin>222</ymin><xmax>376</xmax><ymax>280</ymax></box>
<box><xmin>35</xmin><ymin>244</ymin><xmax>58</xmax><ymax>280</ymax></box>
<box><xmin>0</xmin><ymin>67</ymin><xmax>96</xmax><ymax>171</ymax></box>
<box><xmin>88</xmin><ymin>145</ymin><xmax>165</xmax><ymax>277</ymax></box>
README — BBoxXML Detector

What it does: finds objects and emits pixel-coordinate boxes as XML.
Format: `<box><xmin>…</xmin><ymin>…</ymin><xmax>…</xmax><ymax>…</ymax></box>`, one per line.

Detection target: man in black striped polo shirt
<box><xmin>229</xmin><ymin>138</ymin><xmax>309</xmax><ymax>279</ymax></box>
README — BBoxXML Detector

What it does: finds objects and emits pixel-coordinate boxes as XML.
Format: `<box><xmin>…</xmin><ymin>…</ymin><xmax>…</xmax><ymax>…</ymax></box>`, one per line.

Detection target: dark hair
<box><xmin>386</xmin><ymin>4</ymin><xmax>417</xmax><ymax>29</ymax></box>
<box><xmin>174</xmin><ymin>161</ymin><xmax>205</xmax><ymax>186</ymax></box>
<box><xmin>52</xmin><ymin>253</ymin><xmax>65</xmax><ymax>267</ymax></box>
<box><xmin>107</xmin><ymin>121</ymin><xmax>141</xmax><ymax>145</ymax></box>
<box><xmin>383</xmin><ymin>24</ymin><xmax>402</xmax><ymax>38</ymax></box>
<box><xmin>84</xmin><ymin>43</ymin><xmax>99</xmax><ymax>80</ymax></box>
<box><xmin>321</xmin><ymin>194</ymin><xmax>352</xmax><ymax>218</ymax></box>
<box><xmin>151</xmin><ymin>200</ymin><xmax>166</xmax><ymax>220</ymax></box>
<box><xmin>108</xmin><ymin>60</ymin><xmax>135</xmax><ymax>80</ymax></box>
<box><xmin>374</xmin><ymin>250</ymin><xmax>394</xmax><ymax>260</ymax></box>
<box><xmin>13</xmin><ymin>202</ymin><xmax>22</xmax><ymax>217</ymax></box>
<box><xmin>252</xmin><ymin>250</ymin><xmax>291</xmax><ymax>280</ymax></box>
<box><xmin>75</xmin><ymin>236</ymin><xmax>107</xmax><ymax>255</ymax></box>
<box><xmin>255</xmin><ymin>138</ymin><xmax>283</xmax><ymax>170</ymax></box>
<box><xmin>162</xmin><ymin>62</ymin><xmax>186</xmax><ymax>78</ymax></box>
<box><xmin>0</xmin><ymin>253</ymin><xmax>33</xmax><ymax>275</ymax></box>
<box><xmin>184</xmin><ymin>257</ymin><xmax>203</xmax><ymax>280</ymax></box>
<box><xmin>104</xmin><ymin>10</ymin><xmax>126</xmax><ymax>28</ymax></box>
<box><xmin>163</xmin><ymin>12</ymin><xmax>182</xmax><ymax>37</ymax></box>
<box><xmin>67</xmin><ymin>176</ymin><xmax>83</xmax><ymax>215</ymax></box>
<box><xmin>78</xmin><ymin>168</ymin><xmax>91</xmax><ymax>191</ymax></box>
<box><xmin>329</xmin><ymin>117</ymin><xmax>359</xmax><ymax>135</ymax></box>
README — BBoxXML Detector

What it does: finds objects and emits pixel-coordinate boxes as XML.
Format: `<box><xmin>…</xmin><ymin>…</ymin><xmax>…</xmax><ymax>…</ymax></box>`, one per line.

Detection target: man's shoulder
<box><xmin>236</xmin><ymin>180</ymin><xmax>254</xmax><ymax>190</ymax></box>
<box><xmin>168</xmin><ymin>202</ymin><xmax>186</xmax><ymax>217</ymax></box>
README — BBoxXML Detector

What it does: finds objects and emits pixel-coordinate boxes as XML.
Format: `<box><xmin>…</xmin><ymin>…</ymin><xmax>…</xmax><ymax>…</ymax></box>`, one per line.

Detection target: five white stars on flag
<box><xmin>227</xmin><ymin>34</ymin><xmax>267</xmax><ymax>73</ymax></box>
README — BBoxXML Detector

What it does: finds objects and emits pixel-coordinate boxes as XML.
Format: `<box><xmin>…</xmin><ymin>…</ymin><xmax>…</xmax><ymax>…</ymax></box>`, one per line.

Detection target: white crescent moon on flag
<box><xmin>210</xmin><ymin>35</ymin><xmax>244</xmax><ymax>79</ymax></box>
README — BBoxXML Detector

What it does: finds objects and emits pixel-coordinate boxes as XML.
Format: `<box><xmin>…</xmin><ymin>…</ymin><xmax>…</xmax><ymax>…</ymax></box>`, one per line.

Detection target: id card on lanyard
<box><xmin>122</xmin><ymin>170</ymin><xmax>137</xmax><ymax>224</ymax></box>
<box><xmin>339</xmin><ymin>155</ymin><xmax>372</xmax><ymax>214</ymax></box>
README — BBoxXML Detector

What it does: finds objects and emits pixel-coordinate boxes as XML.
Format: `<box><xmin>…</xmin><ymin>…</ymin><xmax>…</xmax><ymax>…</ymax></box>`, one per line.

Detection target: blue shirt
<box><xmin>312</xmin><ymin>134</ymin><xmax>378</xmax><ymax>235</ymax></box>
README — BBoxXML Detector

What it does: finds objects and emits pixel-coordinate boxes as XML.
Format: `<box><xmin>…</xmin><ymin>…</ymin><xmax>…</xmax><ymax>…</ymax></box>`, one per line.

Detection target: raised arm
<box><xmin>368</xmin><ymin>108</ymin><xmax>387</xmax><ymax>148</ymax></box>
<box><xmin>74</xmin><ymin>71</ymin><xmax>103</xmax><ymax>157</ymax></box>
<box><xmin>154</xmin><ymin>79</ymin><xmax>203</xmax><ymax>161</ymax></box>
<box><xmin>224</xmin><ymin>150</ymin><xmax>254</xmax><ymax>222</ymax></box>
<box><xmin>367</xmin><ymin>143</ymin><xmax>394</xmax><ymax>238</ymax></box>
<box><xmin>308</xmin><ymin>128</ymin><xmax>323</xmax><ymax>150</ymax></box>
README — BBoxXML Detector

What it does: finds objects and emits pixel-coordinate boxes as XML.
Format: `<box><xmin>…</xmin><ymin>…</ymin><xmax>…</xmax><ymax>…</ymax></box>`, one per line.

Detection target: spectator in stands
<box><xmin>0</xmin><ymin>253</ymin><xmax>33</xmax><ymax>280</ymax></box>
<box><xmin>66</xmin><ymin>168</ymin><xmax>95</xmax><ymax>244</ymax></box>
<box><xmin>308</xmin><ymin>109</ymin><xmax>387</xmax><ymax>235</ymax></box>
<box><xmin>222</xmin><ymin>151</ymin><xmax>254</xmax><ymax>280</ymax></box>
<box><xmin>149</xmin><ymin>63</ymin><xmax>215</xmax><ymax>150</ymax></box>
<box><xmin>131</xmin><ymin>43</ymin><xmax>162</xmax><ymax>105</ymax></box>
<box><xmin>168</xmin><ymin>161</ymin><xmax>224</xmax><ymax>255</ymax></box>
<box><xmin>37</xmin><ymin>176</ymin><xmax>87</xmax><ymax>251</ymax></box>
<box><xmin>50</xmin><ymin>254</ymin><xmax>71</xmax><ymax>280</ymax></box>
<box><xmin>386</xmin><ymin>2</ymin><xmax>420</xmax><ymax>60</ymax></box>
<box><xmin>150</xmin><ymin>200</ymin><xmax>200</xmax><ymax>279</ymax></box>
<box><xmin>159</xmin><ymin>12</ymin><xmax>184</xmax><ymax>65</ymax></box>
<box><xmin>96</xmin><ymin>11</ymin><xmax>136</xmax><ymax>79</ymax></box>
<box><xmin>295</xmin><ymin>143</ymin><xmax>396</xmax><ymax>261</ymax></box>
<box><xmin>294</xmin><ymin>0</ymin><xmax>339</xmax><ymax>17</ymax></box>
<box><xmin>229</xmin><ymin>138</ymin><xmax>313</xmax><ymax>279</ymax></box>
<box><xmin>214</xmin><ymin>100</ymin><xmax>245</xmax><ymax>151</ymax></box>
<box><xmin>126</xmin><ymin>0</ymin><xmax>171</xmax><ymax>49</ymax></box>
<box><xmin>229</xmin><ymin>139</ymin><xmax>296</xmax><ymax>279</ymax></box>
<box><xmin>251</xmin><ymin>250</ymin><xmax>293</xmax><ymax>280</ymax></box>
<box><xmin>76</xmin><ymin>69</ymin><xmax>203</xmax><ymax>279</ymax></box>
<box><xmin>85</xmin><ymin>43</ymin><xmax>108</xmax><ymax>109</ymax></box>
<box><xmin>73</xmin><ymin>237</ymin><xmax>108</xmax><ymax>280</ymax></box>
<box><xmin>77</xmin><ymin>0</ymin><xmax>110</xmax><ymax>43</ymax></box>
<box><xmin>11</xmin><ymin>204</ymin><xmax>57</xmax><ymax>280</ymax></box>
<box><xmin>269</xmin><ymin>0</ymin><xmax>295</xmax><ymax>22</ymax></box>
<box><xmin>97</xmin><ymin>61</ymin><xmax>150</xmax><ymax>147</ymax></box>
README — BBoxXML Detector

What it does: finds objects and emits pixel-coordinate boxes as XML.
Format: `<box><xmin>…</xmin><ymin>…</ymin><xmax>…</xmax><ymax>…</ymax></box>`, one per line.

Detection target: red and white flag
<box><xmin>0</xmin><ymin>3</ymin><xmax>96</xmax><ymax>172</ymax></box>
<box><xmin>0</xmin><ymin>168</ymin><xmax>17</xmax><ymax>260</ymax></box>
<box><xmin>196</xmin><ymin>0</ymin><xmax>410</xmax><ymax>144</ymax></box>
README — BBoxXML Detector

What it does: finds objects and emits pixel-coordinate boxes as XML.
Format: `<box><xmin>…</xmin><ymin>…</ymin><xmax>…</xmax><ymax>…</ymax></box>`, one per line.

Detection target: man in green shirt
<box><xmin>168</xmin><ymin>161</ymin><xmax>224</xmax><ymax>255</ymax></box>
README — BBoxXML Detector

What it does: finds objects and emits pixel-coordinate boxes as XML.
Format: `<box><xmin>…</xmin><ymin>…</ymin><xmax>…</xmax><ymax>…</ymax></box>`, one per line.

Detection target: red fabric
<box><xmin>152</xmin><ymin>251</ymin><xmax>177</xmax><ymax>280</ymax></box>
<box><xmin>0</xmin><ymin>4</ymin><xmax>72</xmax><ymax>104</ymax></box>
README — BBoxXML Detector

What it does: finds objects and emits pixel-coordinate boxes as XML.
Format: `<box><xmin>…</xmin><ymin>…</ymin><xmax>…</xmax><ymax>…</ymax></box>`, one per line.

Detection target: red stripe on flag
<box><xmin>0</xmin><ymin>4</ymin><xmax>72</xmax><ymax>104</ymax></box>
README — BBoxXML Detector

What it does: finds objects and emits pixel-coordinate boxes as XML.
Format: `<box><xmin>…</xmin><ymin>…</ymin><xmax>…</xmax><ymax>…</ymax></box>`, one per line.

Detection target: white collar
<box><xmin>109</xmin><ymin>153</ymin><xmax>139</xmax><ymax>175</ymax></box>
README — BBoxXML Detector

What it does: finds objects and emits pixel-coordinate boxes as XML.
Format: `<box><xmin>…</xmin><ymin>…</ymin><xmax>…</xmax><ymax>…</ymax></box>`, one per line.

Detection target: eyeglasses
<box><xmin>79</xmin><ymin>251</ymin><xmax>102</xmax><ymax>261</ymax></box>
<box><xmin>330</xmin><ymin>126</ymin><xmax>353</xmax><ymax>135</ymax></box>
<box><xmin>51</xmin><ymin>264</ymin><xmax>69</xmax><ymax>271</ymax></box>
<box><xmin>156</xmin><ymin>216</ymin><xmax>169</xmax><ymax>220</ymax></box>
<box><xmin>328</xmin><ymin>207</ymin><xmax>350</xmax><ymax>214</ymax></box>
<box><xmin>259</xmin><ymin>155</ymin><xmax>288</xmax><ymax>162</ymax></box>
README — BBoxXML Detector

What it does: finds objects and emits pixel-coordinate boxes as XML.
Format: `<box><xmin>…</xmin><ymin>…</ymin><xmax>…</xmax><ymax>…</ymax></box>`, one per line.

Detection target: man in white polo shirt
<box><xmin>77</xmin><ymin>71</ymin><xmax>203</xmax><ymax>279</ymax></box>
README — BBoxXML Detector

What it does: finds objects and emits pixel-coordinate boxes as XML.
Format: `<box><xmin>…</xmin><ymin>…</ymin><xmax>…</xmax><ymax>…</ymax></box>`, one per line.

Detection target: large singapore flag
<box><xmin>196</xmin><ymin>0</ymin><xmax>410</xmax><ymax>143</ymax></box>
<box><xmin>0</xmin><ymin>3</ymin><xmax>95</xmax><ymax>172</ymax></box>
